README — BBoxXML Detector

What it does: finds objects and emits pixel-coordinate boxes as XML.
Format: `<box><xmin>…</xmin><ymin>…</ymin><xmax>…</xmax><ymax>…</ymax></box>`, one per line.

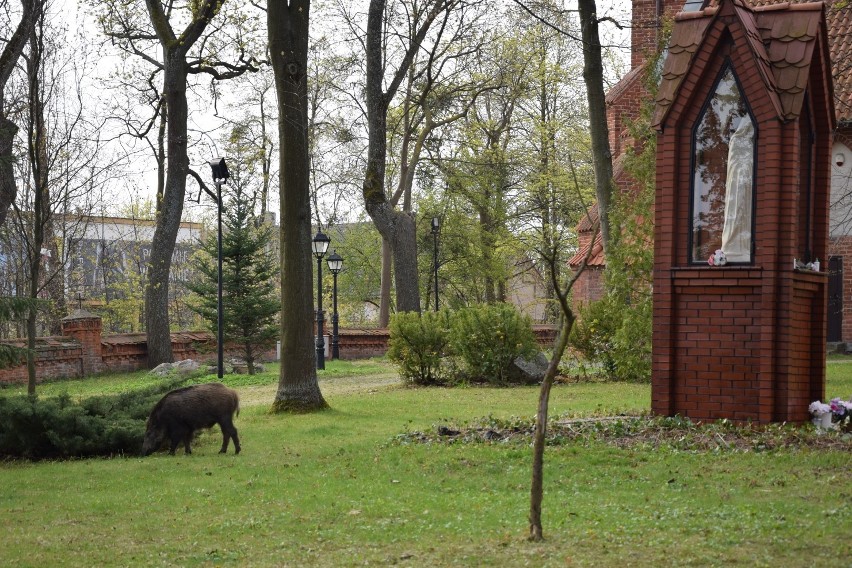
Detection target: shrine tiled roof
<box><xmin>652</xmin><ymin>0</ymin><xmax>839</xmax><ymax>128</ymax></box>
<box><xmin>751</xmin><ymin>0</ymin><xmax>851</xmax><ymax>122</ymax></box>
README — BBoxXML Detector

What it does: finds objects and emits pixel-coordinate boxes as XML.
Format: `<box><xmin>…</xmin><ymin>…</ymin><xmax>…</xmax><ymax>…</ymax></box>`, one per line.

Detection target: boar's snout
<box><xmin>141</xmin><ymin>428</ymin><xmax>163</xmax><ymax>457</ymax></box>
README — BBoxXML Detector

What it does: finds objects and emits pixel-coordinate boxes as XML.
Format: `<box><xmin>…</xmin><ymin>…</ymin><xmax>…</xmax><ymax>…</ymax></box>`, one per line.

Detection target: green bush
<box><xmin>609</xmin><ymin>298</ymin><xmax>652</xmax><ymax>382</ymax></box>
<box><xmin>449</xmin><ymin>303</ymin><xmax>538</xmax><ymax>385</ymax></box>
<box><xmin>0</xmin><ymin>377</ymin><xmax>189</xmax><ymax>459</ymax></box>
<box><xmin>569</xmin><ymin>299</ymin><xmax>620</xmax><ymax>376</ymax></box>
<box><xmin>569</xmin><ymin>296</ymin><xmax>651</xmax><ymax>383</ymax></box>
<box><xmin>387</xmin><ymin>310</ymin><xmax>452</xmax><ymax>386</ymax></box>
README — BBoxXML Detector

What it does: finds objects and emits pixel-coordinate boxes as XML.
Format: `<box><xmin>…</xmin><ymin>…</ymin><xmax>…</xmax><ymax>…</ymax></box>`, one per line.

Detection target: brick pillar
<box><xmin>61</xmin><ymin>310</ymin><xmax>104</xmax><ymax>376</ymax></box>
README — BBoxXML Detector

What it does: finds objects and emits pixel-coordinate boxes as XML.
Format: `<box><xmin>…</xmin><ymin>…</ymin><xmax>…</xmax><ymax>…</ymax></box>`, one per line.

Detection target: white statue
<box><xmin>721</xmin><ymin>117</ymin><xmax>754</xmax><ymax>263</ymax></box>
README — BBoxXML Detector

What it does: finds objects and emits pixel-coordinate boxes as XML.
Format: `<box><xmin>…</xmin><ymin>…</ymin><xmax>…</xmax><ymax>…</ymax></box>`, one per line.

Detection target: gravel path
<box><xmin>237</xmin><ymin>372</ymin><xmax>402</xmax><ymax>407</ymax></box>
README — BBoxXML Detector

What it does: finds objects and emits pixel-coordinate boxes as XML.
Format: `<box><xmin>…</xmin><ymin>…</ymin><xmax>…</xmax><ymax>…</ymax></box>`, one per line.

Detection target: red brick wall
<box><xmin>571</xmin><ymin>267</ymin><xmax>606</xmax><ymax>313</ymax></box>
<box><xmin>335</xmin><ymin>329</ymin><xmax>390</xmax><ymax>360</ymax></box>
<box><xmin>61</xmin><ymin>315</ymin><xmax>104</xmax><ymax>375</ymax></box>
<box><xmin>668</xmin><ymin>271</ymin><xmax>763</xmax><ymax>421</ymax></box>
<box><xmin>0</xmin><ymin>328</ymin><xmax>273</xmax><ymax>386</ymax></box>
<box><xmin>0</xmin><ymin>339</ymin><xmax>85</xmax><ymax>385</ymax></box>
<box><xmin>0</xmin><ymin>321</ymin><xmax>561</xmax><ymax>385</ymax></box>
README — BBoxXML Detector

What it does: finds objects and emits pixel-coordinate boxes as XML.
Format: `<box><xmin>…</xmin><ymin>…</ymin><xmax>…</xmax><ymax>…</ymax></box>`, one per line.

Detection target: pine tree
<box><xmin>187</xmin><ymin>186</ymin><xmax>279</xmax><ymax>375</ymax></box>
<box><xmin>0</xmin><ymin>296</ymin><xmax>37</xmax><ymax>370</ymax></box>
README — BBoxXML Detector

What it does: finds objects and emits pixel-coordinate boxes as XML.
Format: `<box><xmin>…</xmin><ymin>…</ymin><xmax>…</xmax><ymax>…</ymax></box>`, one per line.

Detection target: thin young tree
<box><xmin>268</xmin><ymin>0</ymin><xmax>327</xmax><ymax>411</ymax></box>
<box><xmin>528</xmin><ymin>220</ymin><xmax>597</xmax><ymax>541</ymax></box>
<box><xmin>7</xmin><ymin>7</ymin><xmax>109</xmax><ymax>394</ymax></box>
<box><xmin>509</xmin><ymin>0</ymin><xmax>620</xmax><ymax>541</ymax></box>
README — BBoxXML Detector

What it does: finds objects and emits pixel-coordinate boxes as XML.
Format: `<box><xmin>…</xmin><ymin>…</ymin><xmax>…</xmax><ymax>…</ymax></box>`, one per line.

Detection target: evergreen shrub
<box><xmin>0</xmin><ymin>377</ymin><xmax>189</xmax><ymax>459</ymax></box>
<box><xmin>388</xmin><ymin>304</ymin><xmax>540</xmax><ymax>386</ymax></box>
<box><xmin>449</xmin><ymin>303</ymin><xmax>538</xmax><ymax>385</ymax></box>
<box><xmin>609</xmin><ymin>298</ymin><xmax>652</xmax><ymax>382</ymax></box>
<box><xmin>387</xmin><ymin>310</ymin><xmax>452</xmax><ymax>386</ymax></box>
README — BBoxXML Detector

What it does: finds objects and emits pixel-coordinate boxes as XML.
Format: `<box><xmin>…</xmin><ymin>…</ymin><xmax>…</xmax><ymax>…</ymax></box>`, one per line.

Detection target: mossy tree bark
<box><xmin>268</xmin><ymin>0</ymin><xmax>328</xmax><ymax>412</ymax></box>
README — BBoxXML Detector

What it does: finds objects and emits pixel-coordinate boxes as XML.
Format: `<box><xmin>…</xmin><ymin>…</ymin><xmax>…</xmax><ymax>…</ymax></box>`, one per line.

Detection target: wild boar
<box><xmin>142</xmin><ymin>382</ymin><xmax>241</xmax><ymax>456</ymax></box>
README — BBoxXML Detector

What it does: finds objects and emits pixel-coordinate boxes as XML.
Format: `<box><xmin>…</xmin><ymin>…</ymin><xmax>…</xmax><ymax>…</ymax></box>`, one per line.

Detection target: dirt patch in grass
<box><xmin>396</xmin><ymin>414</ymin><xmax>852</xmax><ymax>452</ymax></box>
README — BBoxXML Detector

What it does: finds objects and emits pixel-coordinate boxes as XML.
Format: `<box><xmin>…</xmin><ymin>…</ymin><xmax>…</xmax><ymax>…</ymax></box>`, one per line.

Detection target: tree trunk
<box><xmin>479</xmin><ymin>204</ymin><xmax>496</xmax><ymax>304</ymax></box>
<box><xmin>578</xmin><ymin>0</ymin><xmax>614</xmax><ymax>253</ymax></box>
<box><xmin>142</xmin><ymin>0</ymin><xmax>222</xmax><ymax>368</ymax></box>
<box><xmin>529</xmin><ymin>316</ymin><xmax>572</xmax><ymax>541</ymax></box>
<box><xmin>0</xmin><ymin>116</ymin><xmax>18</xmax><ymax>229</ymax></box>
<box><xmin>26</xmin><ymin>306</ymin><xmax>37</xmax><ymax>396</ymax></box>
<box><xmin>259</xmin><ymin>91</ymin><xmax>270</xmax><ymax>219</ymax></box>
<box><xmin>362</xmin><ymin>0</ymin><xmax>442</xmax><ymax>315</ymax></box>
<box><xmin>156</xmin><ymin>97</ymin><xmax>166</xmax><ymax>208</ymax></box>
<box><xmin>145</xmin><ymin>50</ymin><xmax>190</xmax><ymax>367</ymax></box>
<box><xmin>363</xmin><ymin>130</ymin><xmax>421</xmax><ymax>312</ymax></box>
<box><xmin>26</xmin><ymin>16</ymin><xmax>46</xmax><ymax>394</ymax></box>
<box><xmin>378</xmin><ymin>237</ymin><xmax>392</xmax><ymax>327</ymax></box>
<box><xmin>0</xmin><ymin>0</ymin><xmax>41</xmax><ymax>229</ymax></box>
<box><xmin>31</xmin><ymin>18</ymin><xmax>63</xmax><ymax>333</ymax></box>
<box><xmin>268</xmin><ymin>0</ymin><xmax>328</xmax><ymax>412</ymax></box>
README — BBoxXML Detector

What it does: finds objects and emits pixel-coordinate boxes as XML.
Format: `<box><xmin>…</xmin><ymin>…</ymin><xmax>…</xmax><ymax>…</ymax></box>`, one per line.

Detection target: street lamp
<box><xmin>326</xmin><ymin>250</ymin><xmax>343</xmax><ymax>360</ymax></box>
<box><xmin>431</xmin><ymin>217</ymin><xmax>440</xmax><ymax>312</ymax></box>
<box><xmin>312</xmin><ymin>231</ymin><xmax>331</xmax><ymax>369</ymax></box>
<box><xmin>209</xmin><ymin>157</ymin><xmax>229</xmax><ymax>379</ymax></box>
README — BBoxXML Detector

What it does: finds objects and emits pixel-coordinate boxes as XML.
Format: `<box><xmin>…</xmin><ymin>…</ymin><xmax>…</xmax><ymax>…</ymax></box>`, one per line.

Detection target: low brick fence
<box><xmin>0</xmin><ymin>310</ymin><xmax>558</xmax><ymax>386</ymax></box>
<box><xmin>330</xmin><ymin>325</ymin><xmax>558</xmax><ymax>358</ymax></box>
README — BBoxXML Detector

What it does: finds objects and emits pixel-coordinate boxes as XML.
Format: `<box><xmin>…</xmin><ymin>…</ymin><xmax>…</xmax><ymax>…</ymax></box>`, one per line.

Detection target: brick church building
<box><xmin>570</xmin><ymin>0</ymin><xmax>852</xmax><ymax>343</ymax></box>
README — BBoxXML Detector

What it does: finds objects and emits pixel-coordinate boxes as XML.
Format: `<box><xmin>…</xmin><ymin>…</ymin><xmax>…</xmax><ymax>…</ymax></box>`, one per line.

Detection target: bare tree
<box><xmin>6</xmin><ymin>7</ymin><xmax>112</xmax><ymax>394</ymax></box>
<box><xmin>508</xmin><ymin>0</ymin><xmax>618</xmax><ymax>541</ymax></box>
<box><xmin>92</xmin><ymin>0</ymin><xmax>263</xmax><ymax>366</ymax></box>
<box><xmin>362</xmin><ymin>0</ymin><xmax>457</xmax><ymax>315</ymax></box>
<box><xmin>528</xmin><ymin>221</ymin><xmax>597</xmax><ymax>540</ymax></box>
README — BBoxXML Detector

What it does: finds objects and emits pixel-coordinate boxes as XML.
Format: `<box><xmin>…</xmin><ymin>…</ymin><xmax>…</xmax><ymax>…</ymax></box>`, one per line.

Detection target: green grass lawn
<box><xmin>0</xmin><ymin>359</ymin><xmax>849</xmax><ymax>567</ymax></box>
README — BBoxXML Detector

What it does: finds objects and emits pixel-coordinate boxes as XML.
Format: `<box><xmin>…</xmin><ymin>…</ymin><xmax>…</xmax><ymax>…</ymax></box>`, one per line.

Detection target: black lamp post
<box><xmin>431</xmin><ymin>217</ymin><xmax>440</xmax><ymax>311</ymax></box>
<box><xmin>326</xmin><ymin>251</ymin><xmax>343</xmax><ymax>360</ymax></box>
<box><xmin>209</xmin><ymin>158</ymin><xmax>229</xmax><ymax>379</ymax></box>
<box><xmin>312</xmin><ymin>231</ymin><xmax>331</xmax><ymax>369</ymax></box>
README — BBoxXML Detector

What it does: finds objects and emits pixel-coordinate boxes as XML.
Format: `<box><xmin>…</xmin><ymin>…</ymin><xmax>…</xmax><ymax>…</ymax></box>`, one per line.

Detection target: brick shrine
<box><xmin>651</xmin><ymin>0</ymin><xmax>835</xmax><ymax>422</ymax></box>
